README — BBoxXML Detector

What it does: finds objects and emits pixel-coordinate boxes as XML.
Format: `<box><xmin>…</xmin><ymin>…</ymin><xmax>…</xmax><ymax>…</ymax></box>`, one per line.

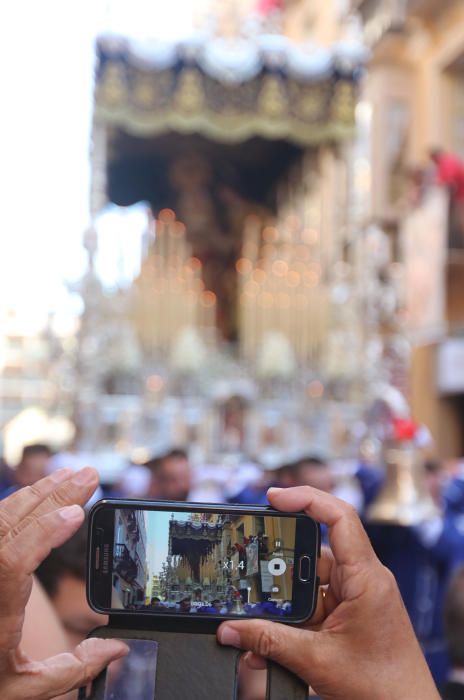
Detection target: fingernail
<box><xmin>114</xmin><ymin>642</ymin><xmax>130</xmax><ymax>657</ymax></box>
<box><xmin>268</xmin><ymin>487</ymin><xmax>283</xmax><ymax>494</ymax></box>
<box><xmin>50</xmin><ymin>468</ymin><xmax>72</xmax><ymax>483</ymax></box>
<box><xmin>72</xmin><ymin>467</ymin><xmax>97</xmax><ymax>486</ymax></box>
<box><xmin>244</xmin><ymin>652</ymin><xmax>267</xmax><ymax>670</ymax></box>
<box><xmin>59</xmin><ymin>504</ymin><xmax>83</xmax><ymax>521</ymax></box>
<box><xmin>102</xmin><ymin>639</ymin><xmax>130</xmax><ymax>657</ymax></box>
<box><xmin>218</xmin><ymin>626</ymin><xmax>241</xmax><ymax>648</ymax></box>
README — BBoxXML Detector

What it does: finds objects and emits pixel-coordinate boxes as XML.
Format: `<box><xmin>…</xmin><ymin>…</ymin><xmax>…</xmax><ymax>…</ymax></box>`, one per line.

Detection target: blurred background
<box><xmin>3</xmin><ymin>0</ymin><xmax>464</xmax><ymax>695</ymax></box>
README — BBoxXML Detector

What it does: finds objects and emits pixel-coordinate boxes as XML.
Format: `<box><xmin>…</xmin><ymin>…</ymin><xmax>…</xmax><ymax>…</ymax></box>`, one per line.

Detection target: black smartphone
<box><xmin>87</xmin><ymin>499</ymin><xmax>320</xmax><ymax>624</ymax></box>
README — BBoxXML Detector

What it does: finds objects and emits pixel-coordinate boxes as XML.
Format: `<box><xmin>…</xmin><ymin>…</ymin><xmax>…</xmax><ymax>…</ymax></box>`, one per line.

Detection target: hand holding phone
<box><xmin>87</xmin><ymin>500</ymin><xmax>320</xmax><ymax>623</ymax></box>
<box><xmin>218</xmin><ymin>487</ymin><xmax>441</xmax><ymax>700</ymax></box>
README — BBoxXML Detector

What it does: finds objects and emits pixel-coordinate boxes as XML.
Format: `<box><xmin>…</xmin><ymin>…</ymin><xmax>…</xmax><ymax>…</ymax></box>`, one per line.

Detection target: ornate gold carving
<box><xmin>174</xmin><ymin>69</ymin><xmax>205</xmax><ymax>113</ymax></box>
<box><xmin>298</xmin><ymin>91</ymin><xmax>322</xmax><ymax>119</ymax></box>
<box><xmin>99</xmin><ymin>64</ymin><xmax>126</xmax><ymax>107</ymax></box>
<box><xmin>133</xmin><ymin>76</ymin><xmax>156</xmax><ymax>108</ymax></box>
<box><xmin>257</xmin><ymin>76</ymin><xmax>287</xmax><ymax>118</ymax></box>
<box><xmin>94</xmin><ymin>56</ymin><xmax>357</xmax><ymax>145</ymax></box>
<box><xmin>331</xmin><ymin>82</ymin><xmax>355</xmax><ymax>124</ymax></box>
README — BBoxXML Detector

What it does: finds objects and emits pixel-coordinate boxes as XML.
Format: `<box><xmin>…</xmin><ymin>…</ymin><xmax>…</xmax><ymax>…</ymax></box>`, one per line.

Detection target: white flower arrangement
<box><xmin>256</xmin><ymin>331</ymin><xmax>297</xmax><ymax>379</ymax></box>
<box><xmin>170</xmin><ymin>325</ymin><xmax>207</xmax><ymax>374</ymax></box>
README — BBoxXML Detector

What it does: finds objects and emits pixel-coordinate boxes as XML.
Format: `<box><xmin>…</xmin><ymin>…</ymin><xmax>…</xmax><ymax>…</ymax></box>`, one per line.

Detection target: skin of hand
<box><xmin>22</xmin><ymin>578</ymin><xmax>77</xmax><ymax>700</ymax></box>
<box><xmin>0</xmin><ymin>467</ymin><xmax>128</xmax><ymax>700</ymax></box>
<box><xmin>217</xmin><ymin>486</ymin><xmax>441</xmax><ymax>700</ymax></box>
<box><xmin>237</xmin><ymin>657</ymin><xmax>267</xmax><ymax>700</ymax></box>
<box><xmin>22</xmin><ymin>578</ymin><xmax>70</xmax><ymax>662</ymax></box>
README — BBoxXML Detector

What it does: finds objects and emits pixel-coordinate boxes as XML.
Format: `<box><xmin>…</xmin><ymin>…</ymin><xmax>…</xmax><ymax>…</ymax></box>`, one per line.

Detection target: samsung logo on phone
<box><xmin>102</xmin><ymin>543</ymin><xmax>111</xmax><ymax>574</ymax></box>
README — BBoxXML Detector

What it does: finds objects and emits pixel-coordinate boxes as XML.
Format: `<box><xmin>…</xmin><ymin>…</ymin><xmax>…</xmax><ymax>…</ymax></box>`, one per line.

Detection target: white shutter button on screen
<box><xmin>268</xmin><ymin>558</ymin><xmax>287</xmax><ymax>576</ymax></box>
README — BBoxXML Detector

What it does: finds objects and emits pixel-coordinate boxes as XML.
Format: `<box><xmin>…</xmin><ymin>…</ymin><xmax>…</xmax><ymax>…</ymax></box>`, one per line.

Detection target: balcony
<box><xmin>353</xmin><ymin>0</ymin><xmax>458</xmax><ymax>42</ymax></box>
<box><xmin>114</xmin><ymin>543</ymin><xmax>138</xmax><ymax>582</ymax></box>
<box><xmin>127</xmin><ymin>510</ymin><xmax>137</xmax><ymax>532</ymax></box>
<box><xmin>126</xmin><ymin>510</ymin><xmax>140</xmax><ymax>542</ymax></box>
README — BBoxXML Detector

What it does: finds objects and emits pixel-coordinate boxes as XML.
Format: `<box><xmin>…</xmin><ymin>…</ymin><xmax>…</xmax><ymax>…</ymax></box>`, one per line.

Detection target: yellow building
<box><xmin>353</xmin><ymin>0</ymin><xmax>464</xmax><ymax>457</ymax></box>
<box><xmin>225</xmin><ymin>514</ymin><xmax>294</xmax><ymax>603</ymax></box>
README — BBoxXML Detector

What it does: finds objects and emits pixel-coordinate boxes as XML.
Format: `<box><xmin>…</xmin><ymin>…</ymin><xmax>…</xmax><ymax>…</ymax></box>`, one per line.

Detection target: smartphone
<box><xmin>87</xmin><ymin>499</ymin><xmax>320</xmax><ymax>624</ymax></box>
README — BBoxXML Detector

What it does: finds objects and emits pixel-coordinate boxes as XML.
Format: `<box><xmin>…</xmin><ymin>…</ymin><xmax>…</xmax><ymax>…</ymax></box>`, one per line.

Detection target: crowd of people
<box><xmin>1</xmin><ymin>443</ymin><xmax>464</xmax><ymax>698</ymax></box>
<box><xmin>140</xmin><ymin>594</ymin><xmax>293</xmax><ymax>618</ymax></box>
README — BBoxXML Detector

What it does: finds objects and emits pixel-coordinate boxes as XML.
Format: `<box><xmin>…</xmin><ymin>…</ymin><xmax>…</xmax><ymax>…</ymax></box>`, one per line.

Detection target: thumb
<box><xmin>13</xmin><ymin>638</ymin><xmax>128</xmax><ymax>700</ymax></box>
<box><xmin>218</xmin><ymin>620</ymin><xmax>318</xmax><ymax>682</ymax></box>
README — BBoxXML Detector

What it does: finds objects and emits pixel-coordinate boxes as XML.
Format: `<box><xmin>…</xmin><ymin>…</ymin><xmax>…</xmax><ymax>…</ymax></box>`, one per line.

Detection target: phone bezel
<box><xmin>87</xmin><ymin>498</ymin><xmax>320</xmax><ymax>625</ymax></box>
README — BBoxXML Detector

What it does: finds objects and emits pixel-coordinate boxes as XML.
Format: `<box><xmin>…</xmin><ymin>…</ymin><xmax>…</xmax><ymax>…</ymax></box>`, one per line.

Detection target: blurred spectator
<box><xmin>229</xmin><ymin>476</ymin><xmax>270</xmax><ymax>505</ymax></box>
<box><xmin>354</xmin><ymin>462</ymin><xmax>384</xmax><ymax>510</ymax></box>
<box><xmin>429</xmin><ymin>147</ymin><xmax>464</xmax><ymax>242</ymax></box>
<box><xmin>229</xmin><ymin>461</ymin><xmax>299</xmax><ymax>505</ymax></box>
<box><xmin>0</xmin><ymin>443</ymin><xmax>51</xmax><ymax>498</ymax></box>
<box><xmin>293</xmin><ymin>456</ymin><xmax>333</xmax><ymax>492</ymax></box>
<box><xmin>0</xmin><ymin>456</ymin><xmax>13</xmax><ymax>492</ymax></box>
<box><xmin>230</xmin><ymin>457</ymin><xmax>337</xmax><ymax>506</ymax></box>
<box><xmin>425</xmin><ymin>460</ymin><xmax>448</xmax><ymax>508</ymax></box>
<box><xmin>443</xmin><ymin>566</ymin><xmax>464</xmax><ymax>699</ymax></box>
<box><xmin>294</xmin><ymin>455</ymin><xmax>365</xmax><ymax>513</ymax></box>
<box><xmin>35</xmin><ymin>517</ymin><xmax>107</xmax><ymax>647</ymax></box>
<box><xmin>430</xmin><ymin>148</ymin><xmax>464</xmax><ymax>201</ymax></box>
<box><xmin>274</xmin><ymin>462</ymin><xmax>299</xmax><ymax>489</ymax></box>
<box><xmin>293</xmin><ymin>456</ymin><xmax>340</xmax><ymax>545</ymax></box>
<box><xmin>444</xmin><ymin>470</ymin><xmax>464</xmax><ymax>527</ymax></box>
<box><xmin>113</xmin><ymin>462</ymin><xmax>153</xmax><ymax>498</ymax></box>
<box><xmin>367</xmin><ymin>458</ymin><xmax>464</xmax><ymax>688</ymax></box>
<box><xmin>144</xmin><ymin>457</ymin><xmax>161</xmax><ymax>498</ymax></box>
<box><xmin>157</xmin><ymin>448</ymin><xmax>192</xmax><ymax>501</ymax></box>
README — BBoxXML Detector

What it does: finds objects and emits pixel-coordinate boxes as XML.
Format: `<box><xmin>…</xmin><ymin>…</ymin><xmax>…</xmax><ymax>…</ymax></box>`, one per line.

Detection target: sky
<box><xmin>0</xmin><ymin>1</ymin><xmax>196</xmax><ymax>329</ymax></box>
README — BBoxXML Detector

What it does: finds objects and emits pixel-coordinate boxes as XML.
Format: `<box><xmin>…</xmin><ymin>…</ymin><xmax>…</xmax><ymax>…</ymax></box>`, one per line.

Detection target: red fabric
<box><xmin>256</xmin><ymin>0</ymin><xmax>282</xmax><ymax>13</ymax></box>
<box><xmin>392</xmin><ymin>418</ymin><xmax>418</xmax><ymax>442</ymax></box>
<box><xmin>435</xmin><ymin>153</ymin><xmax>464</xmax><ymax>201</ymax></box>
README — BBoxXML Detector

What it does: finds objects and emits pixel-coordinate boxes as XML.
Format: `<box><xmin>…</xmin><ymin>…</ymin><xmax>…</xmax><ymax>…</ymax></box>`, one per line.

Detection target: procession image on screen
<box><xmin>111</xmin><ymin>508</ymin><xmax>296</xmax><ymax>617</ymax></box>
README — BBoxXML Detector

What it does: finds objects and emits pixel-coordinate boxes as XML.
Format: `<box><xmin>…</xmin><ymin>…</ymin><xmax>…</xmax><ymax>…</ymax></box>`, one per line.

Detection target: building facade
<box><xmin>112</xmin><ymin>508</ymin><xmax>149</xmax><ymax>608</ymax></box>
<box><xmin>224</xmin><ymin>513</ymin><xmax>294</xmax><ymax>604</ymax></box>
<box><xmin>353</xmin><ymin>0</ymin><xmax>464</xmax><ymax>457</ymax></box>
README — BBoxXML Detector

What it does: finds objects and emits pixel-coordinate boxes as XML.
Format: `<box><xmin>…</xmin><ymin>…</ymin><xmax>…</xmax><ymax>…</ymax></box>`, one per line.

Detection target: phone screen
<box><xmin>103</xmin><ymin>639</ymin><xmax>158</xmax><ymax>700</ymax></box>
<box><xmin>90</xmin><ymin>503</ymin><xmax>317</xmax><ymax>619</ymax></box>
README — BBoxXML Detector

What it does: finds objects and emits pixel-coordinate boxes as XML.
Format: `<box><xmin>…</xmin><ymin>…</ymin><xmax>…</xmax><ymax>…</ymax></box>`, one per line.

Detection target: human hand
<box><xmin>218</xmin><ymin>486</ymin><xmax>440</xmax><ymax>700</ymax></box>
<box><xmin>0</xmin><ymin>468</ymin><xmax>127</xmax><ymax>700</ymax></box>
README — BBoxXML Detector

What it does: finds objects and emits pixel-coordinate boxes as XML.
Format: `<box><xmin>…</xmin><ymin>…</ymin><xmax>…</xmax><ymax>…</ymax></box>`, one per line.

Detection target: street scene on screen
<box><xmin>111</xmin><ymin>508</ymin><xmax>296</xmax><ymax>616</ymax></box>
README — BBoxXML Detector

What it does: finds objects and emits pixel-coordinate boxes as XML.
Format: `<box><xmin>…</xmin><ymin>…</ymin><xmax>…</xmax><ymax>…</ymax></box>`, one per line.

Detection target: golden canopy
<box><xmin>93</xmin><ymin>33</ymin><xmax>362</xmax><ymax>144</ymax></box>
<box><xmin>90</xmin><ymin>33</ymin><xmax>364</xmax><ymax>214</ymax></box>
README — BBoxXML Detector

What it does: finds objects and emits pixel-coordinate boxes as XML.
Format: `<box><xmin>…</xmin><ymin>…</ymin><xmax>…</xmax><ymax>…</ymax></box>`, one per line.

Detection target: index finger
<box><xmin>0</xmin><ymin>469</ymin><xmax>73</xmax><ymax>537</ymax></box>
<box><xmin>267</xmin><ymin>486</ymin><xmax>376</xmax><ymax>568</ymax></box>
<box><xmin>6</xmin><ymin>467</ymin><xmax>100</xmax><ymax>541</ymax></box>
